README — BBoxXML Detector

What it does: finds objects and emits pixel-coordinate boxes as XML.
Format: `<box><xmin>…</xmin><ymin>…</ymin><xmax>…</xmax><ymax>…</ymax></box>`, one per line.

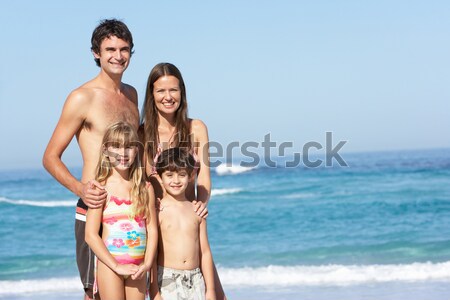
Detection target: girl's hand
<box><xmin>114</xmin><ymin>263</ymin><xmax>140</xmax><ymax>276</ymax></box>
<box><xmin>192</xmin><ymin>200</ymin><xmax>208</xmax><ymax>218</ymax></box>
<box><xmin>131</xmin><ymin>263</ymin><xmax>150</xmax><ymax>280</ymax></box>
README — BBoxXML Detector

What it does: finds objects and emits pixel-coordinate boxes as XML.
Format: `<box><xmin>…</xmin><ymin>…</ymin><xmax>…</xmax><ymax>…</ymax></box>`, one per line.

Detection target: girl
<box><xmin>140</xmin><ymin>63</ymin><xmax>227</xmax><ymax>299</ymax></box>
<box><xmin>85</xmin><ymin>122</ymin><xmax>158</xmax><ymax>300</ymax></box>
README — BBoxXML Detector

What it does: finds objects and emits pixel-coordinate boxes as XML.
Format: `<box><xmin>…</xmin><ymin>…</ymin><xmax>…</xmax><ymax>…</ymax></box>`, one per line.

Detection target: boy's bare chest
<box><xmin>160</xmin><ymin>208</ymin><xmax>199</xmax><ymax>233</ymax></box>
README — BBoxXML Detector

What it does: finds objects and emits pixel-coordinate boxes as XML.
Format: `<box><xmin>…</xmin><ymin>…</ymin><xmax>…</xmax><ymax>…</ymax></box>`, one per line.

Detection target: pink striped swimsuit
<box><xmin>102</xmin><ymin>195</ymin><xmax>147</xmax><ymax>265</ymax></box>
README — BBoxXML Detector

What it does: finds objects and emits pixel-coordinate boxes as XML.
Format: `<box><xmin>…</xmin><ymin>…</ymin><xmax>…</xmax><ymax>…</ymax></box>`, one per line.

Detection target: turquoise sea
<box><xmin>1</xmin><ymin>148</ymin><xmax>450</xmax><ymax>299</ymax></box>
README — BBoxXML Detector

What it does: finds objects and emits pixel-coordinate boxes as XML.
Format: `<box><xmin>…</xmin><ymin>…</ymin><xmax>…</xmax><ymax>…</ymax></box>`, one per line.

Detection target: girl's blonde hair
<box><xmin>95</xmin><ymin>122</ymin><xmax>150</xmax><ymax>219</ymax></box>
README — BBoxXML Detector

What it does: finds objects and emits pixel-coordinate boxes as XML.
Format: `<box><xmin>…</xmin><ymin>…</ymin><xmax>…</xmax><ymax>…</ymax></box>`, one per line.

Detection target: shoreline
<box><xmin>2</xmin><ymin>281</ymin><xmax>450</xmax><ymax>300</ymax></box>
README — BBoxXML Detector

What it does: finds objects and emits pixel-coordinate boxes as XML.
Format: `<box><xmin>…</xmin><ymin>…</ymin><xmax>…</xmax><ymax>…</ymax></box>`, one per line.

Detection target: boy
<box><xmin>151</xmin><ymin>147</ymin><xmax>216</xmax><ymax>300</ymax></box>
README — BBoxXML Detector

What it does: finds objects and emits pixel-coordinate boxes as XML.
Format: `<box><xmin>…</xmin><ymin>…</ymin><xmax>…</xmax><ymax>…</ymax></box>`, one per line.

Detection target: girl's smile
<box><xmin>105</xmin><ymin>144</ymin><xmax>137</xmax><ymax>169</ymax></box>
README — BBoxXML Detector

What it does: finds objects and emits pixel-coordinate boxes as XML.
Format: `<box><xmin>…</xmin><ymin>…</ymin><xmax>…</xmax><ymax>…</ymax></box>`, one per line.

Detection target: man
<box><xmin>43</xmin><ymin>19</ymin><xmax>139</xmax><ymax>300</ymax></box>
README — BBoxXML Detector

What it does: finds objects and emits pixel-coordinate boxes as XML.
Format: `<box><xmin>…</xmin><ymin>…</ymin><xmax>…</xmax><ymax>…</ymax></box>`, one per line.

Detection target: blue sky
<box><xmin>1</xmin><ymin>0</ymin><xmax>449</xmax><ymax>170</ymax></box>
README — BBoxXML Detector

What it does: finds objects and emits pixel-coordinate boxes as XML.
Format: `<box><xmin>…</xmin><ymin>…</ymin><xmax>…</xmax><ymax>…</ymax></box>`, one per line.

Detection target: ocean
<box><xmin>1</xmin><ymin>148</ymin><xmax>450</xmax><ymax>299</ymax></box>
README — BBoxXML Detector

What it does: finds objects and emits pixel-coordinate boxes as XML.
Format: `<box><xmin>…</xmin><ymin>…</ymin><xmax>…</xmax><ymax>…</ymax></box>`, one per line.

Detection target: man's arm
<box><xmin>42</xmin><ymin>90</ymin><xmax>106</xmax><ymax>207</ymax></box>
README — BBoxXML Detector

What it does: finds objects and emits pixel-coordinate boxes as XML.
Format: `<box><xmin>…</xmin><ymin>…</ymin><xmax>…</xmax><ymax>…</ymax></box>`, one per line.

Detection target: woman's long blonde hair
<box><xmin>95</xmin><ymin>122</ymin><xmax>149</xmax><ymax>219</ymax></box>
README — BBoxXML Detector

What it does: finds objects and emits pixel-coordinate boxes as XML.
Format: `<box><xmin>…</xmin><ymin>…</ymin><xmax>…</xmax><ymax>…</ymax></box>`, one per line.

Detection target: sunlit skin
<box><xmin>160</xmin><ymin>170</ymin><xmax>190</xmax><ymax>199</ymax></box>
<box><xmin>104</xmin><ymin>144</ymin><xmax>138</xmax><ymax>170</ymax></box>
<box><xmin>42</xmin><ymin>30</ymin><xmax>138</xmax><ymax>300</ymax></box>
<box><xmin>93</xmin><ymin>36</ymin><xmax>131</xmax><ymax>77</ymax></box>
<box><xmin>43</xmin><ymin>35</ymin><xmax>138</xmax><ymax>210</ymax></box>
<box><xmin>144</xmin><ymin>64</ymin><xmax>225</xmax><ymax>299</ymax></box>
<box><xmin>151</xmin><ymin>168</ymin><xmax>216</xmax><ymax>300</ymax></box>
<box><xmin>86</xmin><ymin>139</ymin><xmax>158</xmax><ymax>300</ymax></box>
<box><xmin>153</xmin><ymin>75</ymin><xmax>181</xmax><ymax>118</ymax></box>
<box><xmin>149</xmin><ymin>75</ymin><xmax>210</xmax><ymax>214</ymax></box>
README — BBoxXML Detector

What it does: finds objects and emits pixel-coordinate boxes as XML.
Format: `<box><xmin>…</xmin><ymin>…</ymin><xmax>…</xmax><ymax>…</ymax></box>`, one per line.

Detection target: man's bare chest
<box><xmin>84</xmin><ymin>101</ymin><xmax>139</xmax><ymax>132</ymax></box>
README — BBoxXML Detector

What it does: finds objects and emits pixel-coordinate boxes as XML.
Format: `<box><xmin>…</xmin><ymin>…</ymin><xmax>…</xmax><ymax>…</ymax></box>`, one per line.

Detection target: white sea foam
<box><xmin>0</xmin><ymin>277</ymin><xmax>82</xmax><ymax>295</ymax></box>
<box><xmin>2</xmin><ymin>262</ymin><xmax>450</xmax><ymax>294</ymax></box>
<box><xmin>218</xmin><ymin>262</ymin><xmax>450</xmax><ymax>287</ymax></box>
<box><xmin>211</xmin><ymin>188</ymin><xmax>242</xmax><ymax>196</ymax></box>
<box><xmin>215</xmin><ymin>164</ymin><xmax>255</xmax><ymax>175</ymax></box>
<box><xmin>281</xmin><ymin>192</ymin><xmax>316</xmax><ymax>199</ymax></box>
<box><xmin>0</xmin><ymin>197</ymin><xmax>75</xmax><ymax>207</ymax></box>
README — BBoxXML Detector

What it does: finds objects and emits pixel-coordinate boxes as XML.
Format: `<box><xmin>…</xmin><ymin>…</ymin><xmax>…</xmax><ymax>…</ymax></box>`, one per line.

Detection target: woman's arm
<box><xmin>192</xmin><ymin>119</ymin><xmax>211</xmax><ymax>215</ymax></box>
<box><xmin>142</xmin><ymin>137</ymin><xmax>165</xmax><ymax>201</ymax></box>
<box><xmin>85</xmin><ymin>205</ymin><xmax>139</xmax><ymax>276</ymax></box>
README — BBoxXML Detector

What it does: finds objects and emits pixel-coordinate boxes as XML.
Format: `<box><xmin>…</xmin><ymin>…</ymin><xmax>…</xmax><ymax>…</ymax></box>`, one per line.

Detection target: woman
<box><xmin>140</xmin><ymin>62</ymin><xmax>226</xmax><ymax>299</ymax></box>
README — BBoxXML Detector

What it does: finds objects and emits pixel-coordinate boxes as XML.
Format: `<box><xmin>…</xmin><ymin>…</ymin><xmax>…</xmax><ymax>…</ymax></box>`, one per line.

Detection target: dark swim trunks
<box><xmin>75</xmin><ymin>198</ymin><xmax>94</xmax><ymax>298</ymax></box>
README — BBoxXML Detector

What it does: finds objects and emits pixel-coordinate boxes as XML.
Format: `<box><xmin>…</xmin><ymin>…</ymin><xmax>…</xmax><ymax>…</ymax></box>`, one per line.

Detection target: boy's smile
<box><xmin>161</xmin><ymin>169</ymin><xmax>190</xmax><ymax>198</ymax></box>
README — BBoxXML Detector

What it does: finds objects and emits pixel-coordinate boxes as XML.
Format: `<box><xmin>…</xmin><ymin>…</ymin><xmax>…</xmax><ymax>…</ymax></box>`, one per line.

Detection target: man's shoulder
<box><xmin>121</xmin><ymin>82</ymin><xmax>136</xmax><ymax>91</ymax></box>
<box><xmin>67</xmin><ymin>81</ymin><xmax>99</xmax><ymax>104</ymax></box>
<box><xmin>122</xmin><ymin>83</ymin><xmax>138</xmax><ymax>105</ymax></box>
<box><xmin>62</xmin><ymin>88</ymin><xmax>94</xmax><ymax>111</ymax></box>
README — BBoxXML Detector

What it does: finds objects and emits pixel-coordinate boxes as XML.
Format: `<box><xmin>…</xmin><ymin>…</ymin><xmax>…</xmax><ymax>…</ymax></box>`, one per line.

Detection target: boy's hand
<box><xmin>152</xmin><ymin>293</ymin><xmax>163</xmax><ymax>300</ymax></box>
<box><xmin>205</xmin><ymin>289</ymin><xmax>216</xmax><ymax>300</ymax></box>
<box><xmin>192</xmin><ymin>200</ymin><xmax>208</xmax><ymax>218</ymax></box>
<box><xmin>81</xmin><ymin>180</ymin><xmax>107</xmax><ymax>209</ymax></box>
